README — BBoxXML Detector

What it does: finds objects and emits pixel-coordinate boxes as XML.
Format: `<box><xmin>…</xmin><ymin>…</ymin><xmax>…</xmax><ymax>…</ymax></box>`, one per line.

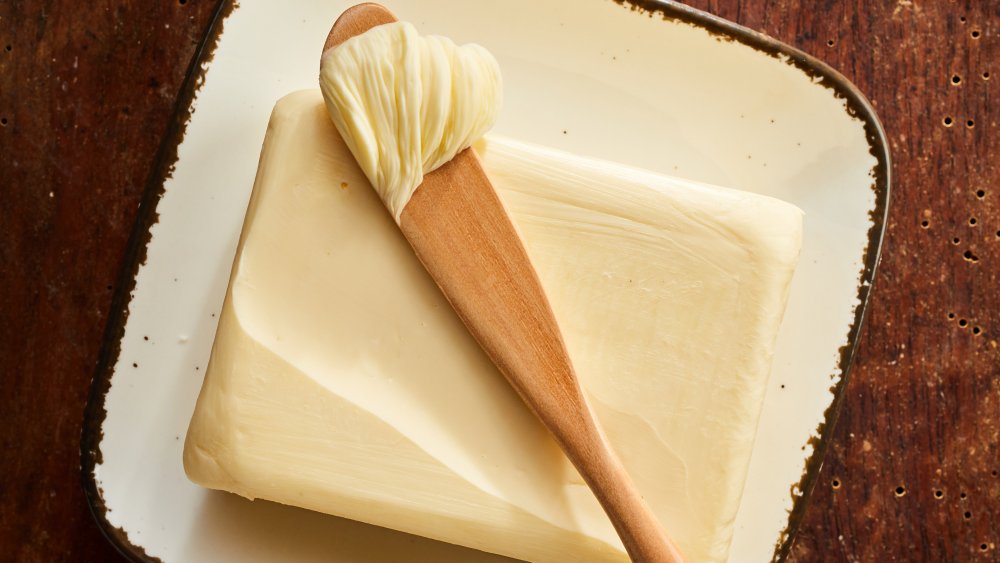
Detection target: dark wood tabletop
<box><xmin>1</xmin><ymin>1</ymin><xmax>997</xmax><ymax>562</ymax></box>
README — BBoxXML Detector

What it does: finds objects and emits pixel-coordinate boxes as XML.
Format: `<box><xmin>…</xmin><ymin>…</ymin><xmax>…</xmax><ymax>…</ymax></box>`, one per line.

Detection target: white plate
<box><xmin>82</xmin><ymin>1</ymin><xmax>889</xmax><ymax>561</ymax></box>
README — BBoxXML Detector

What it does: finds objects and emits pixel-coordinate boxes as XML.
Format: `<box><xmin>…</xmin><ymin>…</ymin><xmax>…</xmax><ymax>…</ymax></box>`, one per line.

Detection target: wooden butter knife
<box><xmin>322</xmin><ymin>5</ymin><xmax>687</xmax><ymax>562</ymax></box>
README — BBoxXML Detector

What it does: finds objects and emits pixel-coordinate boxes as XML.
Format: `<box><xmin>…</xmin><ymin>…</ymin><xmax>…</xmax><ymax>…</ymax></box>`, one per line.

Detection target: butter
<box><xmin>184</xmin><ymin>90</ymin><xmax>803</xmax><ymax>563</ymax></box>
<box><xmin>319</xmin><ymin>21</ymin><xmax>502</xmax><ymax>220</ymax></box>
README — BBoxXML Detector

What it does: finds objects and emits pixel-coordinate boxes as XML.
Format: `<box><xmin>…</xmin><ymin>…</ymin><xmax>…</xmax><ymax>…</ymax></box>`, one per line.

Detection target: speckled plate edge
<box><xmin>79</xmin><ymin>1</ymin><xmax>891</xmax><ymax>561</ymax></box>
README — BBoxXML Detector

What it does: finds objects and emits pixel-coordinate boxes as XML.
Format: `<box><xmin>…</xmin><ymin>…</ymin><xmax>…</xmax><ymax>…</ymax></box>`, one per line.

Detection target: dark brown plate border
<box><xmin>80</xmin><ymin>1</ymin><xmax>891</xmax><ymax>562</ymax></box>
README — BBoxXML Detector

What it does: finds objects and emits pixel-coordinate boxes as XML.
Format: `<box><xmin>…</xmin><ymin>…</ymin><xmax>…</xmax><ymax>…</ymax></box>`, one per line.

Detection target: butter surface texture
<box><xmin>184</xmin><ymin>90</ymin><xmax>803</xmax><ymax>563</ymax></box>
<box><xmin>319</xmin><ymin>21</ymin><xmax>502</xmax><ymax>220</ymax></box>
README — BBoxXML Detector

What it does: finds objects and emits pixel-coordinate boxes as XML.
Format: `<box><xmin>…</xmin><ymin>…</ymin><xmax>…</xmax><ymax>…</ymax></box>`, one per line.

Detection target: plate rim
<box><xmin>79</xmin><ymin>1</ymin><xmax>891</xmax><ymax>561</ymax></box>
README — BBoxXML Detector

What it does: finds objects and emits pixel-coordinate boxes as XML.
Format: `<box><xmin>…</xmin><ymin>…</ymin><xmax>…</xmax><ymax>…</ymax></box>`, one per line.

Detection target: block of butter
<box><xmin>184</xmin><ymin>89</ymin><xmax>803</xmax><ymax>563</ymax></box>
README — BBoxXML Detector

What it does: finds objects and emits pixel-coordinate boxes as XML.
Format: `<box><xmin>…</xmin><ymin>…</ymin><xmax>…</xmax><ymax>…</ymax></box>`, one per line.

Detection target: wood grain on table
<box><xmin>0</xmin><ymin>1</ymin><xmax>996</xmax><ymax>562</ymax></box>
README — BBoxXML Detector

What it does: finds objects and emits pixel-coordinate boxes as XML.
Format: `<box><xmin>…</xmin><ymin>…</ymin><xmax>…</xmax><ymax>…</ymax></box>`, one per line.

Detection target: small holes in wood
<box><xmin>984</xmin><ymin>71</ymin><xmax>992</xmax><ymax>81</ymax></box>
<box><xmin>921</xmin><ymin>220</ymin><xmax>930</xmax><ymax>228</ymax></box>
<box><xmin>827</xmin><ymin>39</ymin><xmax>835</xmax><ymax>47</ymax></box>
<box><xmin>0</xmin><ymin>117</ymin><xmax>7</xmax><ymax>126</ymax></box>
<box><xmin>971</xmin><ymin>30</ymin><xmax>981</xmax><ymax>38</ymax></box>
<box><xmin>943</xmin><ymin>116</ymin><xmax>954</xmax><ymax>127</ymax></box>
<box><xmin>961</xmin><ymin>492</ymin><xmax>968</xmax><ymax>499</ymax></box>
<box><xmin>964</xmin><ymin>250</ymin><xmax>979</xmax><ymax>262</ymax></box>
<box><xmin>831</xmin><ymin>478</ymin><xmax>841</xmax><ymax>490</ymax></box>
<box><xmin>976</xmin><ymin>189</ymin><xmax>986</xmax><ymax>198</ymax></box>
<box><xmin>966</xmin><ymin>119</ymin><xmax>975</xmax><ymax>128</ymax></box>
<box><xmin>894</xmin><ymin>486</ymin><xmax>907</xmax><ymax>497</ymax></box>
<box><xmin>964</xmin><ymin>510</ymin><xmax>972</xmax><ymax>519</ymax></box>
<box><xmin>960</xmin><ymin>16</ymin><xmax>967</xmax><ymax>23</ymax></box>
<box><xmin>948</xmin><ymin>312</ymin><xmax>956</xmax><ymax>319</ymax></box>
<box><xmin>3</xmin><ymin>45</ymin><xmax>10</xmax><ymax>52</ymax></box>
<box><xmin>970</xmin><ymin>217</ymin><xmax>978</xmax><ymax>226</ymax></box>
<box><xmin>953</xmin><ymin>237</ymin><xmax>961</xmax><ymax>245</ymax></box>
<box><xmin>934</xmin><ymin>489</ymin><xmax>944</xmax><ymax>499</ymax></box>
<box><xmin>959</xmin><ymin>319</ymin><xmax>969</xmax><ymax>327</ymax></box>
<box><xmin>981</xmin><ymin>544</ymin><xmax>989</xmax><ymax>552</ymax></box>
<box><xmin>972</xmin><ymin>326</ymin><xmax>982</xmax><ymax>335</ymax></box>
<box><xmin>952</xmin><ymin>74</ymin><xmax>962</xmax><ymax>84</ymax></box>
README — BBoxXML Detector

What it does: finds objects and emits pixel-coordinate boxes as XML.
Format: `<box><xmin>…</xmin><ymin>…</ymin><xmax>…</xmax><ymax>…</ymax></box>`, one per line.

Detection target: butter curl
<box><xmin>320</xmin><ymin>21</ymin><xmax>502</xmax><ymax>220</ymax></box>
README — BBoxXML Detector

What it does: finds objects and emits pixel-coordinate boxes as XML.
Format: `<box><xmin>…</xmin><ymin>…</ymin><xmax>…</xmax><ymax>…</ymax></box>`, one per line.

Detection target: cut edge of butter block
<box><xmin>184</xmin><ymin>89</ymin><xmax>803</xmax><ymax>563</ymax></box>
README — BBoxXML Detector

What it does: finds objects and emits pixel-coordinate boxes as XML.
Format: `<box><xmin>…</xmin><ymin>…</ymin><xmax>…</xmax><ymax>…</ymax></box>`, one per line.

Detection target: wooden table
<box><xmin>1</xmin><ymin>1</ymin><xmax>996</xmax><ymax>561</ymax></box>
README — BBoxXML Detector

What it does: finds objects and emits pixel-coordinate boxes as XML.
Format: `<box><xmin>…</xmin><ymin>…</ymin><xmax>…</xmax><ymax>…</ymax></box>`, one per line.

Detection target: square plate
<box><xmin>82</xmin><ymin>1</ymin><xmax>889</xmax><ymax>561</ymax></box>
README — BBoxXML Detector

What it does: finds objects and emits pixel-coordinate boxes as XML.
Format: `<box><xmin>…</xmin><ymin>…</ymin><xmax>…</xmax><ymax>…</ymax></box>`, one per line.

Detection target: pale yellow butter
<box><xmin>184</xmin><ymin>90</ymin><xmax>802</xmax><ymax>563</ymax></box>
<box><xmin>319</xmin><ymin>21</ymin><xmax>502</xmax><ymax>220</ymax></box>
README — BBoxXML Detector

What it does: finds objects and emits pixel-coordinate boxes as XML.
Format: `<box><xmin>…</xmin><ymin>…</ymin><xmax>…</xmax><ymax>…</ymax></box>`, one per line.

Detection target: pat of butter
<box><xmin>184</xmin><ymin>89</ymin><xmax>803</xmax><ymax>563</ymax></box>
